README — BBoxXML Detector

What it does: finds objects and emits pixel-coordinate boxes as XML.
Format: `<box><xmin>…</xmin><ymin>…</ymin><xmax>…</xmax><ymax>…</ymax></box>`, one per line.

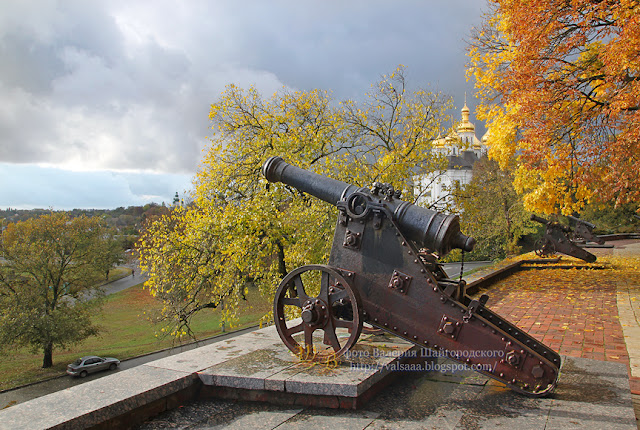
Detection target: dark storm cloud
<box><xmin>222</xmin><ymin>1</ymin><xmax>486</xmax><ymax>99</ymax></box>
<box><xmin>0</xmin><ymin>0</ymin><xmax>488</xmax><ymax>209</ymax></box>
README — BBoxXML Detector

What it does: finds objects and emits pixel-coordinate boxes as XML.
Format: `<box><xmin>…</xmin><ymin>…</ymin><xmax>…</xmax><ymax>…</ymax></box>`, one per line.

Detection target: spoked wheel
<box><xmin>274</xmin><ymin>264</ymin><xmax>363</xmax><ymax>360</ymax></box>
<box><xmin>534</xmin><ymin>237</ymin><xmax>555</xmax><ymax>258</ymax></box>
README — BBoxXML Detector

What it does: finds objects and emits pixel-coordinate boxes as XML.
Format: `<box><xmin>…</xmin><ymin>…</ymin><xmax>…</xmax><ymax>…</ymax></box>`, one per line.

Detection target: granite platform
<box><xmin>196</xmin><ymin>326</ymin><xmax>424</xmax><ymax>409</ymax></box>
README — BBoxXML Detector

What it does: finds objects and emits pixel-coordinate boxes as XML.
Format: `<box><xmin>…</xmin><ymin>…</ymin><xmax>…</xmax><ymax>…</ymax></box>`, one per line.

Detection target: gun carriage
<box><xmin>531</xmin><ymin>214</ymin><xmax>597</xmax><ymax>262</ymax></box>
<box><xmin>263</xmin><ymin>156</ymin><xmax>560</xmax><ymax>397</ymax></box>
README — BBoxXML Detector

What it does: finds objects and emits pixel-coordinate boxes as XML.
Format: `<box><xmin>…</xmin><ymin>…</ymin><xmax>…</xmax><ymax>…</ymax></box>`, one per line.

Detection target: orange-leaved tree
<box><xmin>468</xmin><ymin>0</ymin><xmax>640</xmax><ymax>215</ymax></box>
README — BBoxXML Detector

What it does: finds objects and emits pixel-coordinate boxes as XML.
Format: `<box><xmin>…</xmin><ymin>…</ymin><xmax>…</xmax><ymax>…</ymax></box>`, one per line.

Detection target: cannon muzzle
<box><xmin>262</xmin><ymin>156</ymin><xmax>475</xmax><ymax>256</ymax></box>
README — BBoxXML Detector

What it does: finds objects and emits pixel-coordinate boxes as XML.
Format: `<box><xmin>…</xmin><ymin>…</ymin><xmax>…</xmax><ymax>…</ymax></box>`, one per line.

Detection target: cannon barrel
<box><xmin>567</xmin><ymin>215</ymin><xmax>596</xmax><ymax>230</ymax></box>
<box><xmin>262</xmin><ymin>156</ymin><xmax>475</xmax><ymax>256</ymax></box>
<box><xmin>530</xmin><ymin>214</ymin><xmax>549</xmax><ymax>225</ymax></box>
<box><xmin>531</xmin><ymin>214</ymin><xmax>571</xmax><ymax>233</ymax></box>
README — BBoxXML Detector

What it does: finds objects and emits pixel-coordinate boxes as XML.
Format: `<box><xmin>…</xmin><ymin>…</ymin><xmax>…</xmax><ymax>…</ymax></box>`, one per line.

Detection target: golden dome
<box><xmin>432</xmin><ymin>132</ymin><xmax>446</xmax><ymax>148</ymax></box>
<box><xmin>457</xmin><ymin>103</ymin><xmax>476</xmax><ymax>133</ymax></box>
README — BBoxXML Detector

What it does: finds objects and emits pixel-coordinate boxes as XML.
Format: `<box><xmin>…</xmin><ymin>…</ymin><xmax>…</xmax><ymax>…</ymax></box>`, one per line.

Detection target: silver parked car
<box><xmin>66</xmin><ymin>355</ymin><xmax>120</xmax><ymax>377</ymax></box>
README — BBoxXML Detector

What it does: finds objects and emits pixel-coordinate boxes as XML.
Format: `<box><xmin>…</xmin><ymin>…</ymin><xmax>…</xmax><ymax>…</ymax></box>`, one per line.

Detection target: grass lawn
<box><xmin>0</xmin><ymin>283</ymin><xmax>272</xmax><ymax>392</ymax></box>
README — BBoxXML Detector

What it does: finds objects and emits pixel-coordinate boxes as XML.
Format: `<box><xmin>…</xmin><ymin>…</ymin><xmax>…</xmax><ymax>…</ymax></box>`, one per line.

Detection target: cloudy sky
<box><xmin>0</xmin><ymin>0</ymin><xmax>488</xmax><ymax>210</ymax></box>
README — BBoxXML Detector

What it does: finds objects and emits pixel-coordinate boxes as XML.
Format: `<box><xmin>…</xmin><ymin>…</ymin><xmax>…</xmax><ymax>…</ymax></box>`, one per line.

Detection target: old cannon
<box><xmin>531</xmin><ymin>214</ymin><xmax>597</xmax><ymax>263</ymax></box>
<box><xmin>263</xmin><ymin>157</ymin><xmax>560</xmax><ymax>397</ymax></box>
<box><xmin>567</xmin><ymin>215</ymin><xmax>605</xmax><ymax>245</ymax></box>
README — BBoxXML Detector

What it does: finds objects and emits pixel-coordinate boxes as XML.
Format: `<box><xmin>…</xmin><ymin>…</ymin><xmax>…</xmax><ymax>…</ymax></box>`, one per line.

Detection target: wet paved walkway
<box><xmin>139</xmin><ymin>355</ymin><xmax>635</xmax><ymax>429</ymax></box>
<box><xmin>608</xmin><ymin>241</ymin><xmax>640</xmax><ymax>390</ymax></box>
<box><xmin>481</xmin><ymin>268</ymin><xmax>628</xmax><ymax>364</ymax></box>
<box><xmin>476</xmin><ymin>241</ymin><xmax>640</xmax><ymax>370</ymax></box>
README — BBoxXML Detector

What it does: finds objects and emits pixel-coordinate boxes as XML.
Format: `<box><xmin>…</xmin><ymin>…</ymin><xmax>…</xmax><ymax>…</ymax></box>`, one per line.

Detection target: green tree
<box><xmin>138</xmin><ymin>67</ymin><xmax>452</xmax><ymax>337</ymax></box>
<box><xmin>0</xmin><ymin>213</ymin><xmax>123</xmax><ymax>368</ymax></box>
<box><xmin>455</xmin><ymin>157</ymin><xmax>535</xmax><ymax>259</ymax></box>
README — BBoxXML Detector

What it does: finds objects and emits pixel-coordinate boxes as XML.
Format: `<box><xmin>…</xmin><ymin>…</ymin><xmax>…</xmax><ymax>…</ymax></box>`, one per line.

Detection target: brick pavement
<box><xmin>485</xmin><ymin>268</ymin><xmax>629</xmax><ymax>364</ymax></box>
<box><xmin>477</xmin><ymin>240</ymin><xmax>640</xmax><ymax>400</ymax></box>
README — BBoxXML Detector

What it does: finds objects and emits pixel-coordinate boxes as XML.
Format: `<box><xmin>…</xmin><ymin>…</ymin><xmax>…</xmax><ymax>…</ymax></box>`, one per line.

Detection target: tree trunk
<box><xmin>42</xmin><ymin>342</ymin><xmax>53</xmax><ymax>368</ymax></box>
<box><xmin>504</xmin><ymin>200</ymin><xmax>512</xmax><ymax>251</ymax></box>
<box><xmin>276</xmin><ymin>241</ymin><xmax>287</xmax><ymax>277</ymax></box>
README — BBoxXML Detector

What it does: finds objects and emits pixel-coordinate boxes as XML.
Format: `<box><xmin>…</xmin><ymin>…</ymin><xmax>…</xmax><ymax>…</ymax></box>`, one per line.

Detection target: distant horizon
<box><xmin>0</xmin><ymin>163</ymin><xmax>194</xmax><ymax>211</ymax></box>
<box><xmin>1</xmin><ymin>201</ymin><xmax>177</xmax><ymax>212</ymax></box>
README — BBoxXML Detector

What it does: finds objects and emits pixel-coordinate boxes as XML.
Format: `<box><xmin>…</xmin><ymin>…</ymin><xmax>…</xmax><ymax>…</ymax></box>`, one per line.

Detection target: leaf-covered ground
<box><xmin>478</xmin><ymin>247</ymin><xmax>640</xmax><ymax>366</ymax></box>
<box><xmin>485</xmin><ymin>267</ymin><xmax>627</xmax><ymax>363</ymax></box>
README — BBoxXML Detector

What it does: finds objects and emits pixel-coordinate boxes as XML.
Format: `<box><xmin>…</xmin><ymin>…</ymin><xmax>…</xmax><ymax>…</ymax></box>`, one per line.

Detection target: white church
<box><xmin>415</xmin><ymin>101</ymin><xmax>488</xmax><ymax>210</ymax></box>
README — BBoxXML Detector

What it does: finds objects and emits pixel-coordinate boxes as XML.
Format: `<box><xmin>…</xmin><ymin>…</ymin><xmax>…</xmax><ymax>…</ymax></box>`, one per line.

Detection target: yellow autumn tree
<box><xmin>469</xmin><ymin>0</ymin><xmax>640</xmax><ymax>215</ymax></box>
<box><xmin>138</xmin><ymin>67</ymin><xmax>451</xmax><ymax>337</ymax></box>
